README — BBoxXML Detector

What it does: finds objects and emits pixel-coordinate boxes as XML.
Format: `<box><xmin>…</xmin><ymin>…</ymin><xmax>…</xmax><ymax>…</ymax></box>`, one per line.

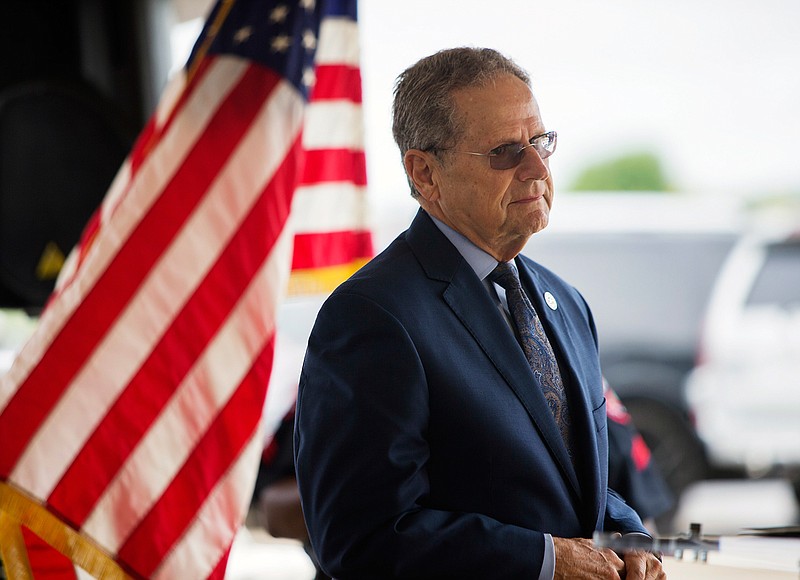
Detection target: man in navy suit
<box><xmin>295</xmin><ymin>47</ymin><xmax>665</xmax><ymax>579</ymax></box>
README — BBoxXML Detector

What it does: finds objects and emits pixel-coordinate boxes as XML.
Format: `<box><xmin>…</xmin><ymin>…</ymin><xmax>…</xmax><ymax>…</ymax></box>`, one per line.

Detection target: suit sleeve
<box><xmin>294</xmin><ymin>291</ymin><xmax>547</xmax><ymax>579</ymax></box>
<box><xmin>604</xmin><ymin>488</ymin><xmax>650</xmax><ymax>535</ymax></box>
<box><xmin>571</xmin><ymin>286</ymin><xmax>650</xmax><ymax>537</ymax></box>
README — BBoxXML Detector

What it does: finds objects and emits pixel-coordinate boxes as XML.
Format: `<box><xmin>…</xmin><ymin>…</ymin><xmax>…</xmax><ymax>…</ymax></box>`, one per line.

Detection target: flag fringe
<box><xmin>287</xmin><ymin>259</ymin><xmax>369</xmax><ymax>296</ymax></box>
<box><xmin>0</xmin><ymin>482</ymin><xmax>130</xmax><ymax>579</ymax></box>
<box><xmin>0</xmin><ymin>507</ymin><xmax>33</xmax><ymax>580</ymax></box>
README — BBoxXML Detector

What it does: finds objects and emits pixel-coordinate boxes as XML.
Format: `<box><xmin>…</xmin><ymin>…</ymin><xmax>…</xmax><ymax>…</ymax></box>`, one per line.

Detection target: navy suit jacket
<box><xmin>295</xmin><ymin>209</ymin><xmax>646</xmax><ymax>578</ymax></box>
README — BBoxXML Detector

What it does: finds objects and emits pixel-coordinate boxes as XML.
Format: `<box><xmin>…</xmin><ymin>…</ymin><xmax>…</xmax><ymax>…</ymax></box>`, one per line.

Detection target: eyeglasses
<box><xmin>449</xmin><ymin>130</ymin><xmax>557</xmax><ymax>170</ymax></box>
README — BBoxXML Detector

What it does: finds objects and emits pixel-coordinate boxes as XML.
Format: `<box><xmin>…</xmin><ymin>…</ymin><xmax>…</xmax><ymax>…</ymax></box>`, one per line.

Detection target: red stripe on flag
<box><xmin>310</xmin><ymin>64</ymin><xmax>362</xmax><ymax>102</ymax></box>
<box><xmin>128</xmin><ymin>59</ymin><xmax>215</xmax><ymax>177</ymax></box>
<box><xmin>21</xmin><ymin>527</ymin><xmax>77</xmax><ymax>580</ymax></box>
<box><xmin>291</xmin><ymin>230</ymin><xmax>373</xmax><ymax>270</ymax></box>
<box><xmin>209</xmin><ymin>543</ymin><xmax>233</xmax><ymax>580</ymax></box>
<box><xmin>116</xmin><ymin>338</ymin><xmax>275</xmax><ymax>575</ymax></box>
<box><xmin>0</xmin><ymin>62</ymin><xmax>280</xmax><ymax>477</ymax></box>
<box><xmin>301</xmin><ymin>149</ymin><xmax>366</xmax><ymax>186</ymax></box>
<box><xmin>48</xmin><ymin>139</ymin><xmax>301</xmax><ymax>525</ymax></box>
<box><xmin>47</xmin><ymin>132</ymin><xmax>303</xmax><ymax>525</ymax></box>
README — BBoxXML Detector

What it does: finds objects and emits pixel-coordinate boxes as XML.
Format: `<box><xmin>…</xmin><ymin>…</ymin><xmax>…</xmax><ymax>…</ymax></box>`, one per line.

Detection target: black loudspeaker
<box><xmin>0</xmin><ymin>81</ymin><xmax>133</xmax><ymax>310</ymax></box>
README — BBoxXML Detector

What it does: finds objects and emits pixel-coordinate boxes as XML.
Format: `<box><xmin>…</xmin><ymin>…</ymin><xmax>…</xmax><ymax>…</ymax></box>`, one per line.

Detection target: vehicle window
<box><xmin>746</xmin><ymin>241</ymin><xmax>800</xmax><ymax>309</ymax></box>
<box><xmin>524</xmin><ymin>232</ymin><xmax>736</xmax><ymax>349</ymax></box>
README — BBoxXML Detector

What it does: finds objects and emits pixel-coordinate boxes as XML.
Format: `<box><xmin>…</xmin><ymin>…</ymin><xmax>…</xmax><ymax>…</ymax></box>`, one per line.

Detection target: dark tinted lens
<box><xmin>488</xmin><ymin>132</ymin><xmax>557</xmax><ymax>169</ymax></box>
<box><xmin>488</xmin><ymin>146</ymin><xmax>524</xmax><ymax>170</ymax></box>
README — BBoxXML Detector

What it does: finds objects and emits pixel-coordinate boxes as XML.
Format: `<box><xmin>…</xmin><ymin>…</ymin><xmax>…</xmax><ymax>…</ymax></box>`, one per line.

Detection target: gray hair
<box><xmin>392</xmin><ymin>47</ymin><xmax>531</xmax><ymax>197</ymax></box>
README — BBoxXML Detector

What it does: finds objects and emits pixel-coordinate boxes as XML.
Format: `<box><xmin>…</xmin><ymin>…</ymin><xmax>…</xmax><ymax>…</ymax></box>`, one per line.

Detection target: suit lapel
<box><xmin>516</xmin><ymin>258</ymin><xmax>601</xmax><ymax>515</ymax></box>
<box><xmin>444</xmin><ymin>278</ymin><xmax>582</xmax><ymax>497</ymax></box>
<box><xmin>406</xmin><ymin>211</ymin><xmax>582</xmax><ymax>499</ymax></box>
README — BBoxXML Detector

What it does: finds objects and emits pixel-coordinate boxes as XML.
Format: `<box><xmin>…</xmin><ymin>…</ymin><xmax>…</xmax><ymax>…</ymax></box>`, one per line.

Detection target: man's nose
<box><xmin>517</xmin><ymin>146</ymin><xmax>550</xmax><ymax>181</ymax></box>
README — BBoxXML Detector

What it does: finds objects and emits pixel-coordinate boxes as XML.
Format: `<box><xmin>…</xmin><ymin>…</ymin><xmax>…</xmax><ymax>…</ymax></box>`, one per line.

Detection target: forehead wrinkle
<box><xmin>452</xmin><ymin>75</ymin><xmax>543</xmax><ymax>148</ymax></box>
<box><xmin>490</xmin><ymin>115</ymin><xmax>543</xmax><ymax>143</ymax></box>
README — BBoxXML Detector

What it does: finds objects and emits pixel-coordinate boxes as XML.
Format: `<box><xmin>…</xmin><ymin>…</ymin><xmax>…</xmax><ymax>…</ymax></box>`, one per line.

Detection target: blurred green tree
<box><xmin>570</xmin><ymin>151</ymin><xmax>669</xmax><ymax>192</ymax></box>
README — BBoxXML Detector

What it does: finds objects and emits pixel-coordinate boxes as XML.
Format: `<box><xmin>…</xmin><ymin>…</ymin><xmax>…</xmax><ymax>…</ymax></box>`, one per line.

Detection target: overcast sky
<box><xmin>357</xmin><ymin>0</ymin><xmax>800</xmax><ymax>203</ymax></box>
<box><xmin>171</xmin><ymin>0</ymin><xmax>800</xmax><ymax>229</ymax></box>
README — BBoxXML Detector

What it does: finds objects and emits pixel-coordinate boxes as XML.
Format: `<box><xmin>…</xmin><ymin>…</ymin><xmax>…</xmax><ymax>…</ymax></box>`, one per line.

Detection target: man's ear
<box><xmin>403</xmin><ymin>149</ymin><xmax>440</xmax><ymax>202</ymax></box>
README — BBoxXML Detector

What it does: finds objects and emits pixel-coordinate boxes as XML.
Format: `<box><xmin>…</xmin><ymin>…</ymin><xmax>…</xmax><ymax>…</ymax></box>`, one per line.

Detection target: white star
<box><xmin>300</xmin><ymin>0</ymin><xmax>316</xmax><ymax>12</ymax></box>
<box><xmin>302</xmin><ymin>66</ymin><xmax>316</xmax><ymax>88</ymax></box>
<box><xmin>271</xmin><ymin>34</ymin><xmax>291</xmax><ymax>52</ymax></box>
<box><xmin>301</xmin><ymin>29</ymin><xmax>317</xmax><ymax>51</ymax></box>
<box><xmin>233</xmin><ymin>26</ymin><xmax>253</xmax><ymax>44</ymax></box>
<box><xmin>270</xmin><ymin>5</ymin><xmax>290</xmax><ymax>24</ymax></box>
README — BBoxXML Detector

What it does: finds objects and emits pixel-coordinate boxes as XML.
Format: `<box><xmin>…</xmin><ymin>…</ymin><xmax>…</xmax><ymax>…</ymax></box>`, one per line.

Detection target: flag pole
<box><xmin>186</xmin><ymin>0</ymin><xmax>238</xmax><ymax>84</ymax></box>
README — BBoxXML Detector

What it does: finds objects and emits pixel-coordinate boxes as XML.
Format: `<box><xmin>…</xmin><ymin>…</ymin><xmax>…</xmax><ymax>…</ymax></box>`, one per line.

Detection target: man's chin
<box><xmin>528</xmin><ymin>209</ymin><xmax>550</xmax><ymax>235</ymax></box>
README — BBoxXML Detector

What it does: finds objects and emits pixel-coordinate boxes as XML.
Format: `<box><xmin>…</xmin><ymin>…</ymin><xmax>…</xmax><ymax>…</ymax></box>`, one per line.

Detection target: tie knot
<box><xmin>489</xmin><ymin>261</ymin><xmax>521</xmax><ymax>291</ymax></box>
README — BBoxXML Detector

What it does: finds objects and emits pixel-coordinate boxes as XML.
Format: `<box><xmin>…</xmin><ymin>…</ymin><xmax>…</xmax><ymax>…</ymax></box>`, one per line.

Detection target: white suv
<box><xmin>685</xmin><ymin>230</ymin><xmax>800</xmax><ymax>495</ymax></box>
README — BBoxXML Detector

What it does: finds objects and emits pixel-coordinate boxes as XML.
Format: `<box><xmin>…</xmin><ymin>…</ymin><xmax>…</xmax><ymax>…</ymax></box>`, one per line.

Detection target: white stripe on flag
<box><xmin>153</xmin><ymin>429</ymin><xmax>264</xmax><ymax>579</ymax></box>
<box><xmin>153</xmin><ymin>71</ymin><xmax>188</xmax><ymax>132</ymax></box>
<box><xmin>315</xmin><ymin>18</ymin><xmax>360</xmax><ymax>66</ymax></box>
<box><xmin>84</xmin><ymin>223</ymin><xmax>293</xmax><ymax>552</ymax></box>
<box><xmin>290</xmin><ymin>182</ymin><xmax>370</xmax><ymax>233</ymax></box>
<box><xmin>303</xmin><ymin>101</ymin><xmax>364</xmax><ymax>149</ymax></box>
<box><xmin>10</xmin><ymin>77</ymin><xmax>303</xmax><ymax>499</ymax></box>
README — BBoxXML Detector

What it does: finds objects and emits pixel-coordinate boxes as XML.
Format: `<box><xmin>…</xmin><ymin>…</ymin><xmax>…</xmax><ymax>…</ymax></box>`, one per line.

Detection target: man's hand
<box><xmin>553</xmin><ymin>537</ymin><xmax>666</xmax><ymax>579</ymax></box>
<box><xmin>623</xmin><ymin>549</ymin><xmax>666</xmax><ymax>580</ymax></box>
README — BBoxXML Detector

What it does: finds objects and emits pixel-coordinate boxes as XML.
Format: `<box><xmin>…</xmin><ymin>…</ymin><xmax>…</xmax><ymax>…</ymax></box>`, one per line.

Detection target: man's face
<box><xmin>425</xmin><ymin>74</ymin><xmax>554</xmax><ymax>261</ymax></box>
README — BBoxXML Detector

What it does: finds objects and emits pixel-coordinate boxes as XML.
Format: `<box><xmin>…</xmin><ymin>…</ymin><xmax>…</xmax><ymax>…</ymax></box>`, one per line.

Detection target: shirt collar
<box><xmin>428</xmin><ymin>213</ymin><xmax>499</xmax><ymax>280</ymax></box>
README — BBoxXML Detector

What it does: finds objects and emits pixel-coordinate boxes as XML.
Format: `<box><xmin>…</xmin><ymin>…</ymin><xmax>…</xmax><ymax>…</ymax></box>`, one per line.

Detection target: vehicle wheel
<box><xmin>623</xmin><ymin>397</ymin><xmax>710</xmax><ymax>533</ymax></box>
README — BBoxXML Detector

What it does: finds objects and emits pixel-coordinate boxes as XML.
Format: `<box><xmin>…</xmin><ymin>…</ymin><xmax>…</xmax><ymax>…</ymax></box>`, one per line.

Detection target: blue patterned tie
<box><xmin>490</xmin><ymin>262</ymin><xmax>573</xmax><ymax>456</ymax></box>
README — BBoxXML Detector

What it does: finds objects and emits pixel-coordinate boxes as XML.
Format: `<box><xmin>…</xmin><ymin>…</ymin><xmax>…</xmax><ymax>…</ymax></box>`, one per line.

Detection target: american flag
<box><xmin>0</xmin><ymin>0</ymin><xmax>370</xmax><ymax>577</ymax></box>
